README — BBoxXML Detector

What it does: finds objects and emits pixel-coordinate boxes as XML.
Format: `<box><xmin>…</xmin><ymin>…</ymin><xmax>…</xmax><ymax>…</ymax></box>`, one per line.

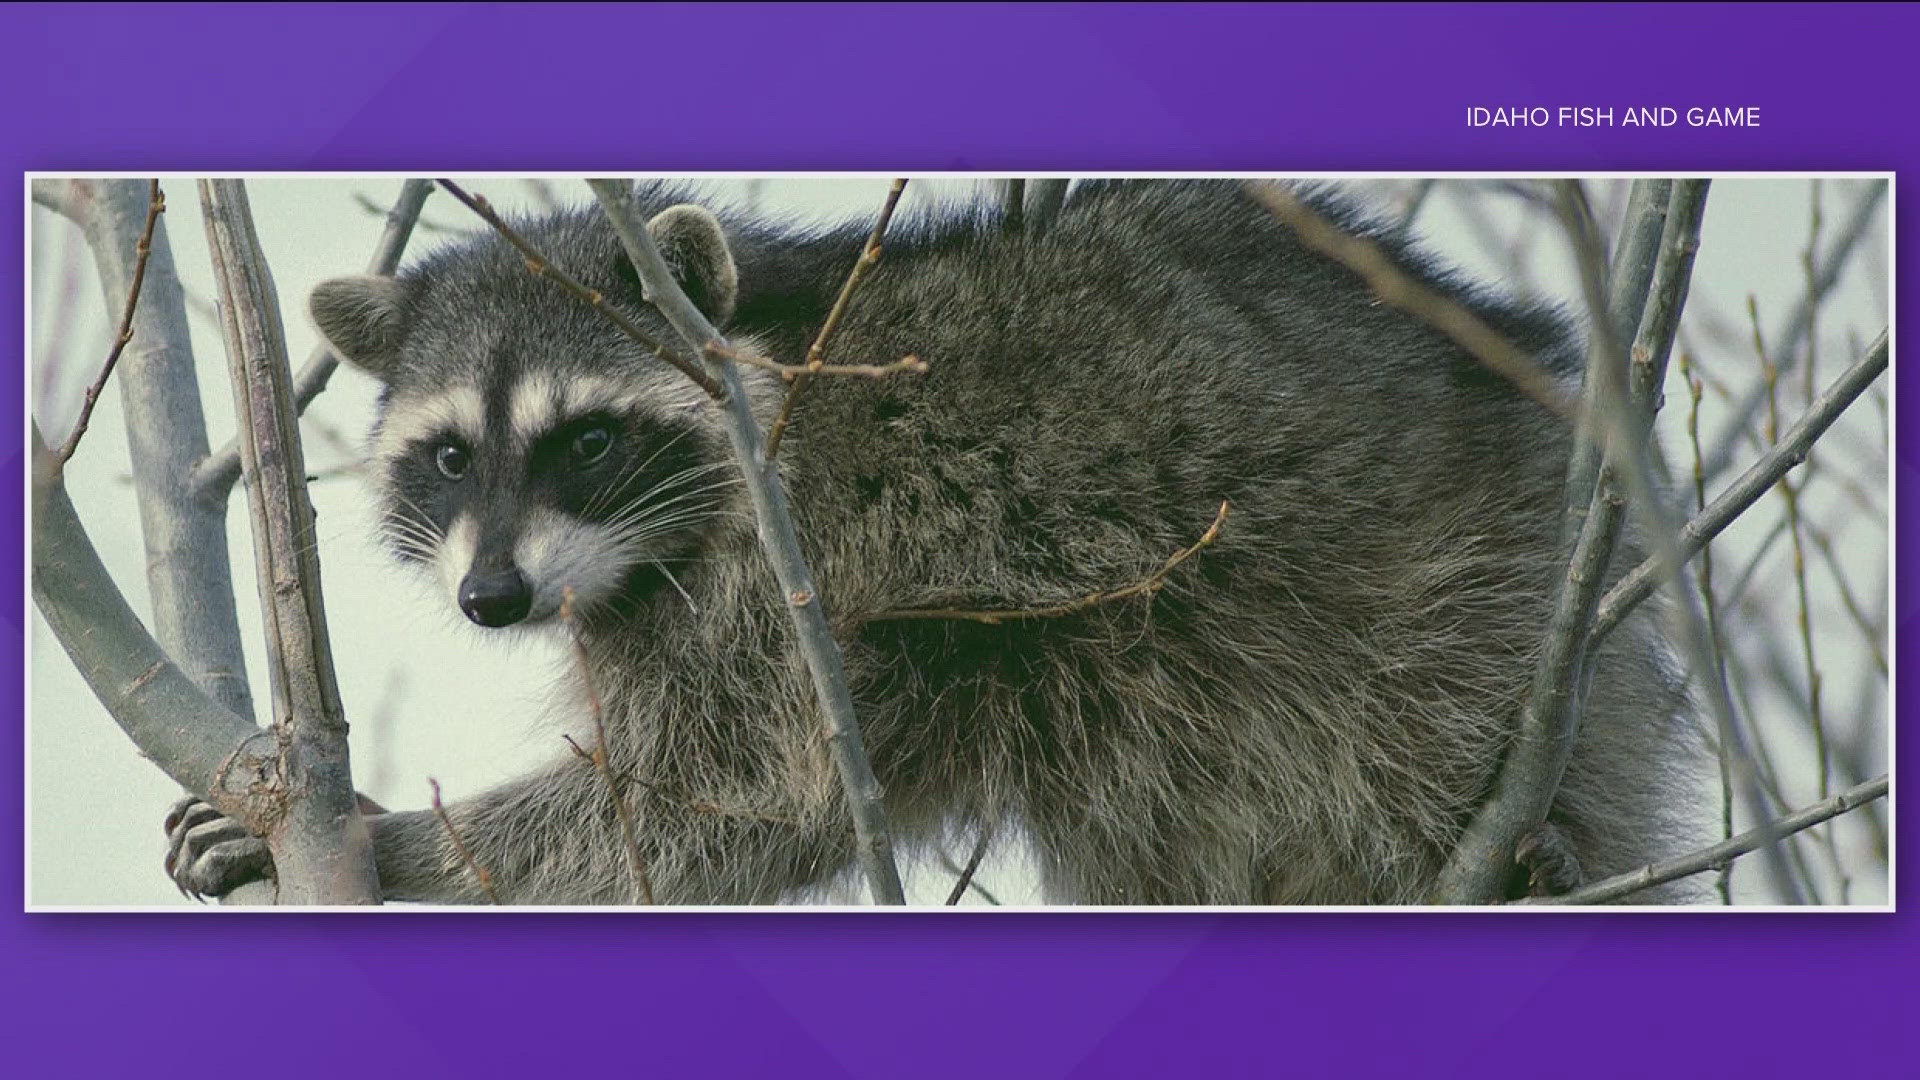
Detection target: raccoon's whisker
<box><xmin>583</xmin><ymin>436</ymin><xmax>718</xmax><ymax>518</ymax></box>
<box><xmin>651</xmin><ymin>560</ymin><xmax>700</xmax><ymax>613</ymax></box>
<box><xmin>607</xmin><ymin>506</ymin><xmax>727</xmax><ymax>545</ymax></box>
<box><xmin>380</xmin><ymin>526</ymin><xmax>443</xmax><ymax>558</ymax></box>
<box><xmin>379</xmin><ymin>513</ymin><xmax>444</xmax><ymax>550</ymax></box>
<box><xmin>604</xmin><ymin>487</ymin><xmax>733</xmax><ymax>529</ymax></box>
<box><xmin>599</xmin><ymin>483</ymin><xmax>737</xmax><ymax>538</ymax></box>
<box><xmin>610</xmin><ymin>468</ymin><xmax>739</xmax><ymax>520</ymax></box>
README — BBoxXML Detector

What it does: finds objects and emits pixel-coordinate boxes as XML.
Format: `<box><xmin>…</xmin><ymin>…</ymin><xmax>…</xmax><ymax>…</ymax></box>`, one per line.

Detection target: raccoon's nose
<box><xmin>459</xmin><ymin>567</ymin><xmax>533</xmax><ymax>627</ymax></box>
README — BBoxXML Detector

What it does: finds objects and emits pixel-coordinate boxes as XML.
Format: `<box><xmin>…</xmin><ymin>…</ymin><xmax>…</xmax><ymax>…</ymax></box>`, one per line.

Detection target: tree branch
<box><xmin>1024</xmin><ymin>179</ymin><xmax>1069</xmax><ymax>235</ymax></box>
<box><xmin>193</xmin><ymin>178</ymin><xmax>434</xmax><ymax>500</ymax></box>
<box><xmin>31</xmin><ymin>424</ymin><xmax>277</xmax><ymax>830</ymax></box>
<box><xmin>37</xmin><ymin>178</ymin><xmax>273</xmax><ymax>901</ymax></box>
<box><xmin>1000</xmin><ymin>178</ymin><xmax>1025</xmax><ymax>233</ymax></box>
<box><xmin>1585</xmin><ymin>331</ymin><xmax>1888</xmax><ymax>647</ymax></box>
<box><xmin>1555</xmin><ymin>178</ymin><xmax>1670</xmax><ymax>547</ymax></box>
<box><xmin>943</xmin><ymin>831</ymin><xmax>993</xmax><ymax>906</ymax></box>
<box><xmin>582</xmin><ymin>178</ymin><xmax>907</xmax><ymax>905</ymax></box>
<box><xmin>45</xmin><ymin>179</ymin><xmax>258</xmax><ymax>723</ymax></box>
<box><xmin>435</xmin><ymin>179</ymin><xmax>721</xmax><ymax>398</ymax></box>
<box><xmin>201</xmin><ymin>178</ymin><xmax>379</xmax><ymax>905</ymax></box>
<box><xmin>429</xmin><ymin>779</ymin><xmax>501</xmax><ymax>904</ymax></box>
<box><xmin>1522</xmin><ymin>775</ymin><xmax>1887</xmax><ymax>905</ymax></box>
<box><xmin>764</xmin><ymin>177</ymin><xmax>909</xmax><ymax>460</ymax></box>
<box><xmin>1699</xmin><ymin>182</ymin><xmax>1886</xmax><ymax>479</ymax></box>
<box><xmin>1429</xmin><ymin>180</ymin><xmax>1709</xmax><ymax>903</ymax></box>
<box><xmin>864</xmin><ymin>500</ymin><xmax>1230</xmax><ymax>625</ymax></box>
<box><xmin>1248</xmin><ymin>182</ymin><xmax>1576</xmax><ymax>420</ymax></box>
<box><xmin>54</xmin><ymin>180</ymin><xmax>163</xmax><ymax>467</ymax></box>
<box><xmin>562</xmin><ymin>591</ymin><xmax>653</xmax><ymax>904</ymax></box>
<box><xmin>713</xmin><ymin>341</ymin><xmax>927</xmax><ymax>381</ymax></box>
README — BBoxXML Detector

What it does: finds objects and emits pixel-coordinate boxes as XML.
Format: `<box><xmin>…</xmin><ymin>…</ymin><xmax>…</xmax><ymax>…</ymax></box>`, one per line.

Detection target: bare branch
<box><xmin>429</xmin><ymin>779</ymin><xmax>501</xmax><ymax>904</ymax></box>
<box><xmin>1700</xmin><ymin>181</ymin><xmax>1887</xmax><ymax>478</ymax></box>
<box><xmin>55</xmin><ymin>180</ymin><xmax>163</xmax><ymax>467</ymax></box>
<box><xmin>561</xmin><ymin>589</ymin><xmax>653</xmax><ymax>904</ymax></box>
<box><xmin>1755</xmin><ymin>303</ymin><xmax>1829</xmax><ymax>804</ymax></box>
<box><xmin>1024</xmin><ymin>179</ymin><xmax>1070</xmax><ymax>235</ymax></box>
<box><xmin>714</xmin><ymin>341</ymin><xmax>928</xmax><ymax>381</ymax></box>
<box><xmin>47</xmin><ymin>180</ymin><xmax>261</xmax><ymax>726</ymax></box>
<box><xmin>201</xmin><ymin>178</ymin><xmax>378</xmax><ymax>905</ymax></box>
<box><xmin>352</xmin><ymin>189</ymin><xmax>468</xmax><ymax>235</ymax></box>
<box><xmin>31</xmin><ymin>423</ymin><xmax>276</xmax><ymax>829</ymax></box>
<box><xmin>1556</xmin><ymin>178</ymin><xmax>1669</xmax><ymax>546</ymax></box>
<box><xmin>435</xmin><ymin>179</ymin><xmax>721</xmax><ymax>398</ymax></box>
<box><xmin>1248</xmin><ymin>182</ymin><xmax>1576</xmax><ymax>420</ymax></box>
<box><xmin>1523</xmin><ymin>775</ymin><xmax>1887</xmax><ymax>905</ymax></box>
<box><xmin>1395</xmin><ymin>178</ymin><xmax>1437</xmax><ymax>236</ymax></box>
<box><xmin>1586</xmin><ymin>331</ymin><xmax>1888</xmax><ymax>647</ymax></box>
<box><xmin>32</xmin><ymin>177</ymin><xmax>88</xmax><ymax>219</ymax></box>
<box><xmin>1000</xmin><ymin>178</ymin><xmax>1025</xmax><ymax>233</ymax></box>
<box><xmin>944</xmin><ymin>831</ymin><xmax>993</xmax><ymax>906</ymax></box>
<box><xmin>866</xmin><ymin>500</ymin><xmax>1231</xmax><ymax>626</ymax></box>
<box><xmin>583</xmin><ymin>178</ymin><xmax>907</xmax><ymax>905</ymax></box>
<box><xmin>764</xmin><ymin>177</ymin><xmax>909</xmax><ymax>459</ymax></box>
<box><xmin>1679</xmin><ymin>352</ymin><xmax>1736</xmax><ymax>903</ymax></box>
<box><xmin>194</xmin><ymin>178</ymin><xmax>435</xmax><ymax>499</ymax></box>
<box><xmin>1430</xmin><ymin>181</ymin><xmax>1709</xmax><ymax>903</ymax></box>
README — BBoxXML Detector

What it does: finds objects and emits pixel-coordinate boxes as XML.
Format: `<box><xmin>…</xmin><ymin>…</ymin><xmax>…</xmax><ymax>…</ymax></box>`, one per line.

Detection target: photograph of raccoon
<box><xmin>27</xmin><ymin>176</ymin><xmax>1889</xmax><ymax>907</ymax></box>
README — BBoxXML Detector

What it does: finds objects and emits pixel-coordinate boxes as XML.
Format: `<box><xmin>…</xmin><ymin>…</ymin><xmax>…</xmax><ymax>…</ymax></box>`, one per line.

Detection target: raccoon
<box><xmin>166</xmin><ymin>179</ymin><xmax>1707</xmax><ymax>904</ymax></box>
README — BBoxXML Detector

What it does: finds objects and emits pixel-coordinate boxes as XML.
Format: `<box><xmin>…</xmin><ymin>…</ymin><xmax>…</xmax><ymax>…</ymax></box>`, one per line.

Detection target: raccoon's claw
<box><xmin>163</xmin><ymin>796</ymin><xmax>274</xmax><ymax>901</ymax></box>
<box><xmin>1514</xmin><ymin>821</ymin><xmax>1584</xmax><ymax>898</ymax></box>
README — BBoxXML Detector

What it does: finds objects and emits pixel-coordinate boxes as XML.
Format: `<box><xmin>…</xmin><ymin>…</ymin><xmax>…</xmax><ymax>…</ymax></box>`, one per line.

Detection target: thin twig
<box><xmin>56</xmin><ymin>179</ymin><xmax>163</xmax><ymax>467</ymax></box>
<box><xmin>195</xmin><ymin>179</ymin><xmax>435</xmax><ymax>499</ymax></box>
<box><xmin>435</xmin><ymin>179</ymin><xmax>721</xmax><ymax>399</ymax></box>
<box><xmin>1001</xmin><ymin>178</ymin><xmax>1025</xmax><ymax>233</ymax></box>
<box><xmin>866</xmin><ymin>501</ymin><xmax>1230</xmax><ymax>625</ymax></box>
<box><xmin>351</xmin><ymin>190</ymin><xmax>467</xmax><ymax>235</ymax></box>
<box><xmin>1429</xmin><ymin>180</ymin><xmax>1707</xmax><ymax>903</ymax></box>
<box><xmin>1586</xmin><ymin>331</ymin><xmax>1887</xmax><ymax>648</ymax></box>
<box><xmin>1700</xmin><ymin>181</ymin><xmax>1886</xmax><ymax>479</ymax></box>
<box><xmin>714</xmin><ymin>340</ymin><xmax>928</xmax><ymax>382</ymax></box>
<box><xmin>429</xmin><ymin>778</ymin><xmax>501</xmax><ymax>904</ymax></box>
<box><xmin>1755</xmin><ymin>301</ymin><xmax>1828</xmax><ymax>805</ymax></box>
<box><xmin>1803</xmin><ymin>522</ymin><xmax>1888</xmax><ymax>675</ymax></box>
<box><xmin>583</xmin><ymin>178</ymin><xmax>906</xmax><ymax>906</ymax></box>
<box><xmin>201</xmin><ymin>178</ymin><xmax>377</xmax><ymax>904</ymax></box>
<box><xmin>31</xmin><ymin>420</ymin><xmax>276</xmax><ymax>830</ymax></box>
<box><xmin>1680</xmin><ymin>352</ymin><xmax>1735</xmax><ymax>905</ymax></box>
<box><xmin>944</xmin><ymin>831</ymin><xmax>995</xmax><ymax>906</ymax></box>
<box><xmin>1395</xmin><ymin>179</ymin><xmax>1438</xmax><ymax>236</ymax></box>
<box><xmin>561</xmin><ymin>588</ymin><xmax>653</xmax><ymax>905</ymax></box>
<box><xmin>764</xmin><ymin>178</ymin><xmax>909</xmax><ymax>460</ymax></box>
<box><xmin>1248</xmin><ymin>182</ymin><xmax>1576</xmax><ymax>419</ymax></box>
<box><xmin>1523</xmin><ymin>775</ymin><xmax>1887</xmax><ymax>905</ymax></box>
<box><xmin>1025</xmin><ymin>179</ymin><xmax>1070</xmax><ymax>235</ymax></box>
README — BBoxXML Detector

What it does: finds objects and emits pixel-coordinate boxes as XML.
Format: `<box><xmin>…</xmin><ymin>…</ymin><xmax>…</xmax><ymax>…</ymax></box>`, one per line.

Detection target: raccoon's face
<box><xmin>369</xmin><ymin>374</ymin><xmax>731</xmax><ymax>627</ymax></box>
<box><xmin>309</xmin><ymin>200</ymin><xmax>743</xmax><ymax>629</ymax></box>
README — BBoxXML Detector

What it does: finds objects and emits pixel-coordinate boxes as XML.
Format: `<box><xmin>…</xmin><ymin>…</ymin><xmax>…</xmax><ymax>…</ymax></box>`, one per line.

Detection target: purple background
<box><xmin>3</xmin><ymin>3</ymin><xmax>1909</xmax><ymax>1076</ymax></box>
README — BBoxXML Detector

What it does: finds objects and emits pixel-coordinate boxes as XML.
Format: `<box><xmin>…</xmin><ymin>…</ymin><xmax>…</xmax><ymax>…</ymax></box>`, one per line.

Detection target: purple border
<box><xmin>4</xmin><ymin>4</ymin><xmax>1909</xmax><ymax>1076</ymax></box>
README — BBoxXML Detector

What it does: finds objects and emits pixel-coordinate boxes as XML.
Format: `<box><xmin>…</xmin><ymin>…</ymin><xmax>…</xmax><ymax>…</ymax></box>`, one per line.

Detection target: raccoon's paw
<box><xmin>163</xmin><ymin>797</ymin><xmax>273</xmax><ymax>901</ymax></box>
<box><xmin>1514</xmin><ymin>821</ymin><xmax>1585</xmax><ymax>898</ymax></box>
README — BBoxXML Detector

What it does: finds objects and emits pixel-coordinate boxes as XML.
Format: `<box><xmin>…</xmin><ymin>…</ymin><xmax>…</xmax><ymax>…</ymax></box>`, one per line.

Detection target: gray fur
<box><xmin>310</xmin><ymin>274</ymin><xmax>408</xmax><ymax>380</ymax></box>
<box><xmin>280</xmin><ymin>180</ymin><xmax>1708</xmax><ymax>905</ymax></box>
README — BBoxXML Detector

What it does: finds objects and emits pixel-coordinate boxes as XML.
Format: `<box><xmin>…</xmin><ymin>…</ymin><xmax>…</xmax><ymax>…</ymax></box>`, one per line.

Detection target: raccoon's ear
<box><xmin>642</xmin><ymin>204</ymin><xmax>739</xmax><ymax>325</ymax></box>
<box><xmin>310</xmin><ymin>275</ymin><xmax>408</xmax><ymax>382</ymax></box>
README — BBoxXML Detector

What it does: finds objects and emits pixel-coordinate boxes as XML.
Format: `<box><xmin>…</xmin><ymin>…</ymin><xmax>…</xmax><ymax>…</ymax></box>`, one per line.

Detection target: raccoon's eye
<box><xmin>434</xmin><ymin>443</ymin><xmax>470</xmax><ymax>481</ymax></box>
<box><xmin>570</xmin><ymin>425</ymin><xmax>614</xmax><ymax>466</ymax></box>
